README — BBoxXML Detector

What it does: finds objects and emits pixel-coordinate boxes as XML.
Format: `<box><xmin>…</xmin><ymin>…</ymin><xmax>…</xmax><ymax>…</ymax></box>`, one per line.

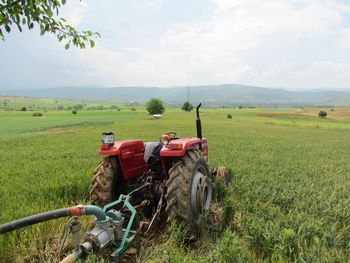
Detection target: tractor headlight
<box><xmin>102</xmin><ymin>131</ymin><xmax>115</xmax><ymax>145</ymax></box>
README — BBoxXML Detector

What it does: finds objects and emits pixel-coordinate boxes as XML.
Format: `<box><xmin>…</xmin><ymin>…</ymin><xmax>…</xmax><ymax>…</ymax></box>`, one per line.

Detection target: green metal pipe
<box><xmin>83</xmin><ymin>205</ymin><xmax>107</xmax><ymax>222</ymax></box>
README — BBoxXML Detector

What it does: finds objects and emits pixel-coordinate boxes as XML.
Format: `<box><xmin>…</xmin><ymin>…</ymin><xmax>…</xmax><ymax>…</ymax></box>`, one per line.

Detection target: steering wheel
<box><xmin>165</xmin><ymin>131</ymin><xmax>178</xmax><ymax>140</ymax></box>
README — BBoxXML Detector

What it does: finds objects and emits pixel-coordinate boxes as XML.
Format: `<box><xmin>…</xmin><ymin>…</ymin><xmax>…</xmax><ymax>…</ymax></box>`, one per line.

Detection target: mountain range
<box><xmin>1</xmin><ymin>84</ymin><xmax>350</xmax><ymax>107</ymax></box>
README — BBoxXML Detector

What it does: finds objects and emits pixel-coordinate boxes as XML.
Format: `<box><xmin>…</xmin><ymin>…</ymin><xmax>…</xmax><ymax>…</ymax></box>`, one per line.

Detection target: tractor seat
<box><xmin>144</xmin><ymin>142</ymin><xmax>163</xmax><ymax>164</ymax></box>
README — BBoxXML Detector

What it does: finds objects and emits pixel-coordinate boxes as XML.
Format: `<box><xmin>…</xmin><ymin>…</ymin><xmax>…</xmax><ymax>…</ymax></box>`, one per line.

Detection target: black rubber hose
<box><xmin>0</xmin><ymin>208</ymin><xmax>71</xmax><ymax>234</ymax></box>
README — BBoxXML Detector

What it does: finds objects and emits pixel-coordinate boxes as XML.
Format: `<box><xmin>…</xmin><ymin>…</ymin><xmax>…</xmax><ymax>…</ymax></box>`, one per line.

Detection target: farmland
<box><xmin>0</xmin><ymin>107</ymin><xmax>350</xmax><ymax>262</ymax></box>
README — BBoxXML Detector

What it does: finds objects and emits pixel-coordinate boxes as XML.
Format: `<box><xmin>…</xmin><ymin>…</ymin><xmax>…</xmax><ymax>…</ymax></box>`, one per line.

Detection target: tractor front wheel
<box><xmin>165</xmin><ymin>150</ymin><xmax>212</xmax><ymax>236</ymax></box>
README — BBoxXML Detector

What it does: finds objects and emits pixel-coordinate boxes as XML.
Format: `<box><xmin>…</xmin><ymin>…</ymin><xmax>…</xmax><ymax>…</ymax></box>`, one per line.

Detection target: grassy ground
<box><xmin>0</xmin><ymin>95</ymin><xmax>127</xmax><ymax>110</ymax></box>
<box><xmin>0</xmin><ymin>107</ymin><xmax>349</xmax><ymax>262</ymax></box>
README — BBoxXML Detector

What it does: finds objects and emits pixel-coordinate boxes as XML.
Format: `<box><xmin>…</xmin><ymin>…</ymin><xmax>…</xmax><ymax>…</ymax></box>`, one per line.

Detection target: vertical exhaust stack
<box><xmin>196</xmin><ymin>103</ymin><xmax>202</xmax><ymax>150</ymax></box>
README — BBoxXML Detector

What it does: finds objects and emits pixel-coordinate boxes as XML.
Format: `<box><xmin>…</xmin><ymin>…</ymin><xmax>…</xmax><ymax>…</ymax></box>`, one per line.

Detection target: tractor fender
<box><xmin>160</xmin><ymin>138</ymin><xmax>208</xmax><ymax>157</ymax></box>
<box><xmin>99</xmin><ymin>140</ymin><xmax>148</xmax><ymax>180</ymax></box>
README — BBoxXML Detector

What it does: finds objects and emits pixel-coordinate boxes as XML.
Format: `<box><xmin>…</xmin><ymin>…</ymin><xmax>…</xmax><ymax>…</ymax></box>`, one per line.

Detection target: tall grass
<box><xmin>0</xmin><ymin>108</ymin><xmax>349</xmax><ymax>262</ymax></box>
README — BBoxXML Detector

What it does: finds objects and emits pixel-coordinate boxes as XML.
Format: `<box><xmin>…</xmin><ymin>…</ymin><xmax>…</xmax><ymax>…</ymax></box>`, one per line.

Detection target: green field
<box><xmin>0</xmin><ymin>107</ymin><xmax>349</xmax><ymax>262</ymax></box>
<box><xmin>0</xmin><ymin>95</ymin><xmax>128</xmax><ymax>111</ymax></box>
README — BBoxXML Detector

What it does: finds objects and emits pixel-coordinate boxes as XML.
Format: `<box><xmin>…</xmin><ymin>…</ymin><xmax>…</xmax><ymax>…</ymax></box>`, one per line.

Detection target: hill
<box><xmin>1</xmin><ymin>84</ymin><xmax>350</xmax><ymax>106</ymax></box>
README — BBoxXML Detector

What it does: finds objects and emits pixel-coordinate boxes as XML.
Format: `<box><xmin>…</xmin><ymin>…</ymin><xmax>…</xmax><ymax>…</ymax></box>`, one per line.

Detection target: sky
<box><xmin>1</xmin><ymin>0</ymin><xmax>350</xmax><ymax>90</ymax></box>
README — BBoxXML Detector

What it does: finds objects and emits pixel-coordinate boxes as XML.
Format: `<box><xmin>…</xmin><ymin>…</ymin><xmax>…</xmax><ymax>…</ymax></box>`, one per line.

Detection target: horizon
<box><xmin>1</xmin><ymin>83</ymin><xmax>350</xmax><ymax>93</ymax></box>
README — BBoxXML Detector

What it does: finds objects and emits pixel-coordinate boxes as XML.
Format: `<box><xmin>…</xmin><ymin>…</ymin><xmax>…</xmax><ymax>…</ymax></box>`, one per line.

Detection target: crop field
<box><xmin>0</xmin><ymin>95</ymin><xmax>126</xmax><ymax>111</ymax></box>
<box><xmin>0</xmin><ymin>107</ymin><xmax>350</xmax><ymax>262</ymax></box>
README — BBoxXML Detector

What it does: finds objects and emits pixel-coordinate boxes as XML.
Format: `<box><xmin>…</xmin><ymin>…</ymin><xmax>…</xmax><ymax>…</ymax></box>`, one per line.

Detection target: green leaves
<box><xmin>0</xmin><ymin>0</ymin><xmax>100</xmax><ymax>49</ymax></box>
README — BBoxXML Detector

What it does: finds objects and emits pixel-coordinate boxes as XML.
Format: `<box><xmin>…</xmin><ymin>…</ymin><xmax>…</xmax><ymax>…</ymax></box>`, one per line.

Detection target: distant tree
<box><xmin>131</xmin><ymin>107</ymin><xmax>136</xmax><ymax>112</ymax></box>
<box><xmin>110</xmin><ymin>105</ymin><xmax>119</xmax><ymax>110</ymax></box>
<box><xmin>72</xmin><ymin>110</ymin><xmax>77</xmax><ymax>115</ymax></box>
<box><xmin>20</xmin><ymin>106</ymin><xmax>27</xmax><ymax>111</ymax></box>
<box><xmin>57</xmin><ymin>105</ymin><xmax>64</xmax><ymax>111</ymax></box>
<box><xmin>319</xmin><ymin>111</ymin><xmax>327</xmax><ymax>119</ymax></box>
<box><xmin>227</xmin><ymin>113</ymin><xmax>232</xmax><ymax>119</ymax></box>
<box><xmin>146</xmin><ymin>98</ymin><xmax>165</xmax><ymax>115</ymax></box>
<box><xmin>0</xmin><ymin>0</ymin><xmax>100</xmax><ymax>49</ymax></box>
<box><xmin>181</xmin><ymin>101</ymin><xmax>193</xmax><ymax>112</ymax></box>
<box><xmin>238</xmin><ymin>105</ymin><xmax>244</xmax><ymax>109</ymax></box>
<box><xmin>73</xmin><ymin>104</ymin><xmax>84</xmax><ymax>110</ymax></box>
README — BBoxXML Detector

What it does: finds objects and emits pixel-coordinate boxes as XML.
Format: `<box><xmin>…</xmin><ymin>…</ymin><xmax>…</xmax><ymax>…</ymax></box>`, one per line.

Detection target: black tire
<box><xmin>88</xmin><ymin>156</ymin><xmax>125</xmax><ymax>207</ymax></box>
<box><xmin>165</xmin><ymin>150</ymin><xmax>212</xmax><ymax>236</ymax></box>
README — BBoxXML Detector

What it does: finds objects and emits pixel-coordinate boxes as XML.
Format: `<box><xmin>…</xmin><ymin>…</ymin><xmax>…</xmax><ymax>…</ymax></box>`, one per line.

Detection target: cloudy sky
<box><xmin>1</xmin><ymin>0</ymin><xmax>350</xmax><ymax>90</ymax></box>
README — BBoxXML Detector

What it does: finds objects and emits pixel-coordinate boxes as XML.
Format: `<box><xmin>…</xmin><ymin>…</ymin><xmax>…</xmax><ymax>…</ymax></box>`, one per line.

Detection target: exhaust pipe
<box><xmin>196</xmin><ymin>103</ymin><xmax>202</xmax><ymax>141</ymax></box>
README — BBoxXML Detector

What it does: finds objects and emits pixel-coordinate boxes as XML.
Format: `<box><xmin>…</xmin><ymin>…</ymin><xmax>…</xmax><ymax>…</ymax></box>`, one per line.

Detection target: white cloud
<box><xmin>64</xmin><ymin>0</ymin><xmax>350</xmax><ymax>89</ymax></box>
<box><xmin>336</xmin><ymin>28</ymin><xmax>350</xmax><ymax>48</ymax></box>
<box><xmin>60</xmin><ymin>1</ymin><xmax>88</xmax><ymax>27</ymax></box>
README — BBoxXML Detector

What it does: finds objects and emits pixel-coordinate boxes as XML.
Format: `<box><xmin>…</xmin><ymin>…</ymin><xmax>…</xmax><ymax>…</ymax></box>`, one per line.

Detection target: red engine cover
<box><xmin>99</xmin><ymin>140</ymin><xmax>148</xmax><ymax>180</ymax></box>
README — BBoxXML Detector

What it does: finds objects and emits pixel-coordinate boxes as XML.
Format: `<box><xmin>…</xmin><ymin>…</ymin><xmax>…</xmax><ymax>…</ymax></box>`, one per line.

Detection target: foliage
<box><xmin>73</xmin><ymin>104</ymin><xmax>84</xmax><ymax>110</ymax></box>
<box><xmin>110</xmin><ymin>105</ymin><xmax>121</xmax><ymax>111</ymax></box>
<box><xmin>146</xmin><ymin>98</ymin><xmax>165</xmax><ymax>115</ymax></box>
<box><xmin>0</xmin><ymin>0</ymin><xmax>100</xmax><ymax>48</ymax></box>
<box><xmin>226</xmin><ymin>113</ymin><xmax>232</xmax><ymax>119</ymax></box>
<box><xmin>130</xmin><ymin>107</ymin><xmax>136</xmax><ymax>112</ymax></box>
<box><xmin>57</xmin><ymin>105</ymin><xmax>64</xmax><ymax>111</ymax></box>
<box><xmin>181</xmin><ymin>101</ymin><xmax>193</xmax><ymax>112</ymax></box>
<box><xmin>32</xmin><ymin>112</ymin><xmax>43</xmax><ymax>117</ymax></box>
<box><xmin>319</xmin><ymin>111</ymin><xmax>327</xmax><ymax>118</ymax></box>
<box><xmin>71</xmin><ymin>110</ymin><xmax>77</xmax><ymax>115</ymax></box>
<box><xmin>20</xmin><ymin>106</ymin><xmax>26</xmax><ymax>111</ymax></box>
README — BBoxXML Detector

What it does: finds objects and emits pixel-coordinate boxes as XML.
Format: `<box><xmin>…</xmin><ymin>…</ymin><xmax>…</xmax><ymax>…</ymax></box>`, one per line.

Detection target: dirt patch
<box><xmin>257</xmin><ymin>108</ymin><xmax>350</xmax><ymax>121</ymax></box>
<box><xmin>257</xmin><ymin>113</ymin><xmax>314</xmax><ymax>119</ymax></box>
<box><xmin>302</xmin><ymin>108</ymin><xmax>350</xmax><ymax>120</ymax></box>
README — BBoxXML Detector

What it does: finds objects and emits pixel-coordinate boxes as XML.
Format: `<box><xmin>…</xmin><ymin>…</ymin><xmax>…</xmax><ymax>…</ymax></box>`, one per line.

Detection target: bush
<box><xmin>110</xmin><ymin>105</ymin><xmax>120</xmax><ymax>110</ymax></box>
<box><xmin>131</xmin><ymin>108</ymin><xmax>136</xmax><ymax>112</ymax></box>
<box><xmin>73</xmin><ymin>104</ymin><xmax>84</xmax><ymax>110</ymax></box>
<box><xmin>32</xmin><ymin>112</ymin><xmax>43</xmax><ymax>117</ymax></box>
<box><xmin>238</xmin><ymin>105</ymin><xmax>244</xmax><ymax>109</ymax></box>
<box><xmin>146</xmin><ymin>98</ymin><xmax>165</xmax><ymax>115</ymax></box>
<box><xmin>318</xmin><ymin>111</ymin><xmax>327</xmax><ymax>119</ymax></box>
<box><xmin>57</xmin><ymin>105</ymin><xmax>64</xmax><ymax>111</ymax></box>
<box><xmin>72</xmin><ymin>110</ymin><xmax>78</xmax><ymax>115</ymax></box>
<box><xmin>20</xmin><ymin>107</ymin><xmax>27</xmax><ymax>111</ymax></box>
<box><xmin>181</xmin><ymin>101</ymin><xmax>193</xmax><ymax>112</ymax></box>
<box><xmin>227</xmin><ymin>114</ymin><xmax>232</xmax><ymax>119</ymax></box>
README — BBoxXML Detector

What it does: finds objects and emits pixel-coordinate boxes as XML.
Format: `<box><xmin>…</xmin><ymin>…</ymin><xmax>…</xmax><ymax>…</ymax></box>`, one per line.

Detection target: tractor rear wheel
<box><xmin>88</xmin><ymin>156</ymin><xmax>125</xmax><ymax>207</ymax></box>
<box><xmin>165</xmin><ymin>150</ymin><xmax>212</xmax><ymax>236</ymax></box>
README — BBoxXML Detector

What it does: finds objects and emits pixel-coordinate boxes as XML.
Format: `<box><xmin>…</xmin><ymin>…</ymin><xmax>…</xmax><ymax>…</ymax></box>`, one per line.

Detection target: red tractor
<box><xmin>89</xmin><ymin>104</ymin><xmax>213</xmax><ymax>235</ymax></box>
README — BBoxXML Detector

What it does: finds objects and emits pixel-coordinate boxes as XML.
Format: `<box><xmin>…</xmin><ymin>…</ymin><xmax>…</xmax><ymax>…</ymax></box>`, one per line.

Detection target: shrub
<box><xmin>73</xmin><ymin>104</ymin><xmax>84</xmax><ymax>110</ymax></box>
<box><xmin>227</xmin><ymin>114</ymin><xmax>232</xmax><ymax>119</ymax></box>
<box><xmin>131</xmin><ymin>108</ymin><xmax>136</xmax><ymax>112</ymax></box>
<box><xmin>181</xmin><ymin>101</ymin><xmax>193</xmax><ymax>112</ymax></box>
<box><xmin>57</xmin><ymin>105</ymin><xmax>64</xmax><ymax>111</ymax></box>
<box><xmin>110</xmin><ymin>105</ymin><xmax>120</xmax><ymax>110</ymax></box>
<box><xmin>72</xmin><ymin>110</ymin><xmax>78</xmax><ymax>115</ymax></box>
<box><xmin>32</xmin><ymin>112</ymin><xmax>43</xmax><ymax>117</ymax></box>
<box><xmin>146</xmin><ymin>98</ymin><xmax>165</xmax><ymax>115</ymax></box>
<box><xmin>20</xmin><ymin>107</ymin><xmax>27</xmax><ymax>111</ymax></box>
<box><xmin>318</xmin><ymin>111</ymin><xmax>327</xmax><ymax>119</ymax></box>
